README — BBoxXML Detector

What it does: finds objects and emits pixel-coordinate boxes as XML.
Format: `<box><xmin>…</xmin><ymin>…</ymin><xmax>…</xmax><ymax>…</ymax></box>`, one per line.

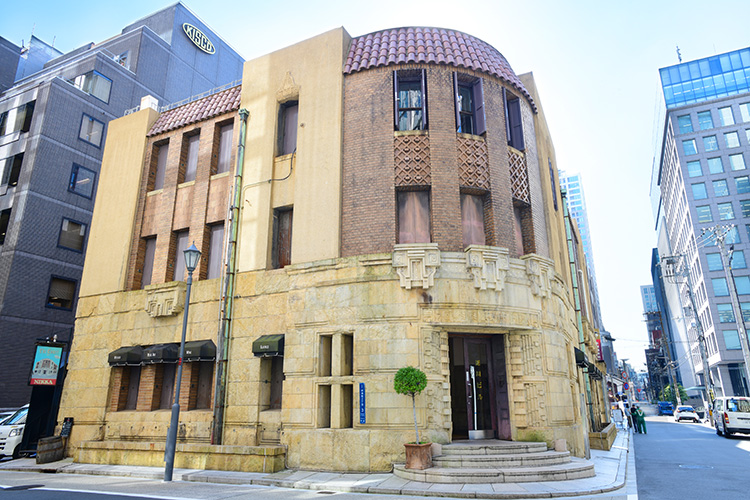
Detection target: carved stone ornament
<box><xmin>465</xmin><ymin>245</ymin><xmax>510</xmax><ymax>291</ymax></box>
<box><xmin>145</xmin><ymin>282</ymin><xmax>186</xmax><ymax>317</ymax></box>
<box><xmin>392</xmin><ymin>243</ymin><xmax>441</xmax><ymax>290</ymax></box>
<box><xmin>276</xmin><ymin>71</ymin><xmax>300</xmax><ymax>103</ymax></box>
<box><xmin>523</xmin><ymin>255</ymin><xmax>554</xmax><ymax>298</ymax></box>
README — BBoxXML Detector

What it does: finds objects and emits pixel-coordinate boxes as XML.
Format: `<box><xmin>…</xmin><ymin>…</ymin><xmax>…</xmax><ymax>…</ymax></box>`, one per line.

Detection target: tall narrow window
<box><xmin>125</xmin><ymin>366</ymin><xmax>141</xmax><ymax>410</ymax></box>
<box><xmin>272</xmin><ymin>207</ymin><xmax>293</xmax><ymax>268</ymax></box>
<box><xmin>1</xmin><ymin>153</ymin><xmax>23</xmax><ymax>187</ymax></box>
<box><xmin>15</xmin><ymin>101</ymin><xmax>34</xmax><ymax>133</ymax></box>
<box><xmin>152</xmin><ymin>142</ymin><xmax>168</xmax><ymax>190</ymax></box>
<box><xmin>461</xmin><ymin>193</ymin><xmax>485</xmax><ymax>247</ymax></box>
<box><xmin>454</xmin><ymin>74</ymin><xmax>485</xmax><ymax>135</ymax></box>
<box><xmin>141</xmin><ymin>237</ymin><xmax>156</xmax><ymax>288</ymax></box>
<box><xmin>504</xmin><ymin>89</ymin><xmax>525</xmax><ymax>150</ymax></box>
<box><xmin>397</xmin><ymin>191</ymin><xmax>430</xmax><ymax>244</ymax></box>
<box><xmin>216</xmin><ymin>124</ymin><xmax>233</xmax><ymax>174</ymax></box>
<box><xmin>183</xmin><ymin>134</ymin><xmax>200</xmax><ymax>182</ymax></box>
<box><xmin>79</xmin><ymin>114</ymin><xmax>104</xmax><ymax>146</ymax></box>
<box><xmin>549</xmin><ymin>159</ymin><xmax>558</xmax><ymax>211</ymax></box>
<box><xmin>194</xmin><ymin>361</ymin><xmax>214</xmax><ymax>410</ymax></box>
<box><xmin>0</xmin><ymin>208</ymin><xmax>10</xmax><ymax>245</ymax></box>
<box><xmin>159</xmin><ymin>364</ymin><xmax>176</xmax><ymax>409</ymax></box>
<box><xmin>207</xmin><ymin>223</ymin><xmax>224</xmax><ymax>280</ymax></box>
<box><xmin>278</xmin><ymin>101</ymin><xmax>298</xmax><ymax>156</ymax></box>
<box><xmin>0</xmin><ymin>110</ymin><xmax>7</xmax><ymax>135</ymax></box>
<box><xmin>172</xmin><ymin>230</ymin><xmax>190</xmax><ymax>281</ymax></box>
<box><xmin>394</xmin><ymin>70</ymin><xmax>426</xmax><ymax>131</ymax></box>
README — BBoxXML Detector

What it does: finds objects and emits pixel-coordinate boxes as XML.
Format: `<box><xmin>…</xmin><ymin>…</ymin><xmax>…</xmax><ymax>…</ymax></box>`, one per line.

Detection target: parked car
<box><xmin>714</xmin><ymin>396</ymin><xmax>750</xmax><ymax>437</ymax></box>
<box><xmin>0</xmin><ymin>404</ymin><xmax>29</xmax><ymax>458</ymax></box>
<box><xmin>0</xmin><ymin>411</ymin><xmax>15</xmax><ymax>424</ymax></box>
<box><xmin>658</xmin><ymin>401</ymin><xmax>674</xmax><ymax>415</ymax></box>
<box><xmin>674</xmin><ymin>405</ymin><xmax>700</xmax><ymax>422</ymax></box>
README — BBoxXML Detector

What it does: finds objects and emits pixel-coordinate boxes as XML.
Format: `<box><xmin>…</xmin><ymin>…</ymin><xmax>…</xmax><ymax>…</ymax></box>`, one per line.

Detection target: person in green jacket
<box><xmin>634</xmin><ymin>405</ymin><xmax>647</xmax><ymax>434</ymax></box>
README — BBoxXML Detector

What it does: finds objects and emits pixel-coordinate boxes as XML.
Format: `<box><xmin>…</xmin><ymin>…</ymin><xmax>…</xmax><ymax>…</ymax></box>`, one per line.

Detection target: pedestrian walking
<box><xmin>617</xmin><ymin>400</ymin><xmax>629</xmax><ymax>431</ymax></box>
<box><xmin>630</xmin><ymin>405</ymin><xmax>640</xmax><ymax>433</ymax></box>
<box><xmin>634</xmin><ymin>405</ymin><xmax>647</xmax><ymax>434</ymax></box>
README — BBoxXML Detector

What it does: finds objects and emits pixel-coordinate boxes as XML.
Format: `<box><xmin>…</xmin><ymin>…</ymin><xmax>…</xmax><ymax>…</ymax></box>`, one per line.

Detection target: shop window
<box><xmin>504</xmin><ymin>88</ymin><xmax>525</xmax><ymax>150</ymax></box>
<box><xmin>182</xmin><ymin>133</ymin><xmax>200</xmax><ymax>182</ymax></box>
<box><xmin>46</xmin><ymin>276</ymin><xmax>76</xmax><ymax>309</ymax></box>
<box><xmin>58</xmin><ymin>218</ymin><xmax>87</xmax><ymax>252</ymax></box>
<box><xmin>72</xmin><ymin>70</ymin><xmax>112</xmax><ymax>103</ymax></box>
<box><xmin>215</xmin><ymin>123</ymin><xmax>233</xmax><ymax>174</ymax></box>
<box><xmin>278</xmin><ymin>101</ymin><xmax>298</xmax><ymax>156</ymax></box>
<box><xmin>0</xmin><ymin>208</ymin><xmax>10</xmax><ymax>245</ymax></box>
<box><xmin>1</xmin><ymin>153</ymin><xmax>23</xmax><ymax>187</ymax></box>
<box><xmin>68</xmin><ymin>164</ymin><xmax>96</xmax><ymax>198</ymax></box>
<box><xmin>397</xmin><ymin>190</ymin><xmax>430</xmax><ymax>244</ymax></box>
<box><xmin>461</xmin><ymin>193</ymin><xmax>486</xmax><ymax>247</ymax></box>
<box><xmin>206</xmin><ymin>223</ymin><xmax>224</xmax><ymax>280</ymax></box>
<box><xmin>159</xmin><ymin>364</ymin><xmax>176</xmax><ymax>409</ymax></box>
<box><xmin>454</xmin><ymin>73</ymin><xmax>485</xmax><ymax>135</ymax></box>
<box><xmin>172</xmin><ymin>230</ymin><xmax>190</xmax><ymax>282</ymax></box>
<box><xmin>79</xmin><ymin>114</ymin><xmax>104</xmax><ymax>147</ymax></box>
<box><xmin>272</xmin><ymin>207</ymin><xmax>293</xmax><ymax>268</ymax></box>
<box><xmin>395</xmin><ymin>69</ymin><xmax>427</xmax><ymax>131</ymax></box>
<box><xmin>151</xmin><ymin>141</ymin><xmax>168</xmax><ymax>191</ymax></box>
<box><xmin>141</xmin><ymin>237</ymin><xmax>156</xmax><ymax>288</ymax></box>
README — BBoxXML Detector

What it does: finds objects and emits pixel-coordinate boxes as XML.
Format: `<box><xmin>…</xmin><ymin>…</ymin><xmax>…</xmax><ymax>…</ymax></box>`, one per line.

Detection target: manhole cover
<box><xmin>679</xmin><ymin>464</ymin><xmax>714</xmax><ymax>469</ymax></box>
<box><xmin>3</xmin><ymin>485</ymin><xmax>45</xmax><ymax>491</ymax></box>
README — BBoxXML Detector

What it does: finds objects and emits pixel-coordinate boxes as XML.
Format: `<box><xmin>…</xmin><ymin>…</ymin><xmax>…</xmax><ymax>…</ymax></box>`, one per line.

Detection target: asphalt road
<box><xmin>634</xmin><ymin>414</ymin><xmax>750</xmax><ymax>499</ymax></box>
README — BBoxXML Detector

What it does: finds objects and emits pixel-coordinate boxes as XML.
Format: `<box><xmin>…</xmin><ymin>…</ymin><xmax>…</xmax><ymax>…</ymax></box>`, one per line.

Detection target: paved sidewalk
<box><xmin>0</xmin><ymin>430</ymin><xmax>636</xmax><ymax>499</ymax></box>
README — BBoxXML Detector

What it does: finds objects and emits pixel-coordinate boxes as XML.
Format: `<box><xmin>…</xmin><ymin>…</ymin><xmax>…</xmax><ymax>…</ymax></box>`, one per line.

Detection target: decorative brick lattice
<box><xmin>457</xmin><ymin>136</ymin><xmax>490</xmax><ymax>190</ymax></box>
<box><xmin>394</xmin><ymin>134</ymin><xmax>431</xmax><ymax>186</ymax></box>
<box><xmin>509</xmin><ymin>148</ymin><xmax>530</xmax><ymax>204</ymax></box>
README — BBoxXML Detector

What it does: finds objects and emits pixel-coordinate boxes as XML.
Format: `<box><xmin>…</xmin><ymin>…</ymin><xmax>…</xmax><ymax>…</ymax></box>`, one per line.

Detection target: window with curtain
<box><xmin>216</xmin><ymin>124</ymin><xmax>233</xmax><ymax>173</ymax></box>
<box><xmin>461</xmin><ymin>193</ymin><xmax>485</xmax><ymax>247</ymax></box>
<box><xmin>395</xmin><ymin>70</ymin><xmax>426</xmax><ymax>131</ymax></box>
<box><xmin>278</xmin><ymin>102</ymin><xmax>298</xmax><ymax>156</ymax></box>
<box><xmin>397</xmin><ymin>191</ymin><xmax>430</xmax><ymax>244</ymax></box>
<box><xmin>183</xmin><ymin>134</ymin><xmax>200</xmax><ymax>182</ymax></box>
<box><xmin>172</xmin><ymin>230</ymin><xmax>189</xmax><ymax>281</ymax></box>
<box><xmin>207</xmin><ymin>223</ymin><xmax>224</xmax><ymax>279</ymax></box>
<box><xmin>141</xmin><ymin>237</ymin><xmax>156</xmax><ymax>288</ymax></box>
<box><xmin>152</xmin><ymin>142</ymin><xmax>168</xmax><ymax>190</ymax></box>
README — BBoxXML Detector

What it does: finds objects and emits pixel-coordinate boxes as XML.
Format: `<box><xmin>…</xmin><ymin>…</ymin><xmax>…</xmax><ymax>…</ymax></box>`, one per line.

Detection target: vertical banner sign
<box><xmin>359</xmin><ymin>383</ymin><xmax>366</xmax><ymax>424</ymax></box>
<box><xmin>29</xmin><ymin>344</ymin><xmax>63</xmax><ymax>385</ymax></box>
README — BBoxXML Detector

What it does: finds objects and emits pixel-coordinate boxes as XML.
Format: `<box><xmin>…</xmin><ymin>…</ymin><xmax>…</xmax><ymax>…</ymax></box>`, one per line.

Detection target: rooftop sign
<box><xmin>183</xmin><ymin>23</ymin><xmax>215</xmax><ymax>55</ymax></box>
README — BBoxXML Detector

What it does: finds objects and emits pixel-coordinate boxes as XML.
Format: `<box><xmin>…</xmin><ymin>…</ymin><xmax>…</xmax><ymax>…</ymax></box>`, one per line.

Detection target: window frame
<box><xmin>717</xmin><ymin>201</ymin><xmax>735</xmax><ymax>220</ymax></box>
<box><xmin>698</xmin><ymin>110</ymin><xmax>714</xmax><ymax>130</ymax></box>
<box><xmin>691</xmin><ymin>182</ymin><xmax>708</xmax><ymax>199</ymax></box>
<box><xmin>78</xmin><ymin>113</ymin><xmax>105</xmax><ymax>148</ymax></box>
<box><xmin>713</xmin><ymin>179</ymin><xmax>730</xmax><ymax>196</ymax></box>
<box><xmin>730</xmin><ymin>153</ymin><xmax>747</xmax><ymax>171</ymax></box>
<box><xmin>503</xmin><ymin>88</ymin><xmax>524</xmax><ymax>150</ymax></box>
<box><xmin>703</xmin><ymin>135</ymin><xmax>719</xmax><ymax>152</ymax></box>
<box><xmin>686</xmin><ymin>160</ymin><xmax>702</xmax><ymax>177</ymax></box>
<box><xmin>677</xmin><ymin>114</ymin><xmax>693</xmax><ymax>134</ymax></box>
<box><xmin>682</xmin><ymin>138</ymin><xmax>698</xmax><ymax>155</ymax></box>
<box><xmin>719</xmin><ymin>106</ymin><xmax>735</xmax><ymax>126</ymax></box>
<box><xmin>735</xmin><ymin>176</ymin><xmax>750</xmax><ymax>194</ymax></box>
<box><xmin>707</xmin><ymin>157</ymin><xmax>724</xmax><ymax>173</ymax></box>
<box><xmin>453</xmin><ymin>73</ymin><xmax>486</xmax><ymax>136</ymax></box>
<box><xmin>72</xmin><ymin>70</ymin><xmax>112</xmax><ymax>104</ymax></box>
<box><xmin>57</xmin><ymin>217</ymin><xmax>88</xmax><ymax>253</ymax></box>
<box><xmin>394</xmin><ymin>69</ymin><xmax>427</xmax><ymax>132</ymax></box>
<box><xmin>725</xmin><ymin>131</ymin><xmax>741</xmax><ymax>148</ymax></box>
<box><xmin>68</xmin><ymin>163</ymin><xmax>97</xmax><ymax>199</ymax></box>
<box><xmin>277</xmin><ymin>101</ymin><xmax>299</xmax><ymax>156</ymax></box>
<box><xmin>696</xmin><ymin>205</ymin><xmax>713</xmax><ymax>223</ymax></box>
<box><xmin>46</xmin><ymin>275</ymin><xmax>78</xmax><ymax>310</ymax></box>
<box><xmin>0</xmin><ymin>208</ymin><xmax>10</xmax><ymax>245</ymax></box>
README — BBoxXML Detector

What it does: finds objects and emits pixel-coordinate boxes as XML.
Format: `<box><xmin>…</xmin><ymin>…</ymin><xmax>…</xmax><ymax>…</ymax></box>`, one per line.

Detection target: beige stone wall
<box><xmin>238</xmin><ymin>27</ymin><xmax>351</xmax><ymax>271</ymax></box>
<box><xmin>60</xmin><ymin>245</ymin><xmax>589</xmax><ymax>471</ymax></box>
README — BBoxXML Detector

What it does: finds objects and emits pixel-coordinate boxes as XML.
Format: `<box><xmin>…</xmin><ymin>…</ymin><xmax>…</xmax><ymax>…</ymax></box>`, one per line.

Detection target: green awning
<box><xmin>184</xmin><ymin>340</ymin><xmax>216</xmax><ymax>361</ymax></box>
<box><xmin>108</xmin><ymin>346</ymin><xmax>143</xmax><ymax>366</ymax></box>
<box><xmin>252</xmin><ymin>334</ymin><xmax>284</xmax><ymax>357</ymax></box>
<box><xmin>574</xmin><ymin>347</ymin><xmax>588</xmax><ymax>367</ymax></box>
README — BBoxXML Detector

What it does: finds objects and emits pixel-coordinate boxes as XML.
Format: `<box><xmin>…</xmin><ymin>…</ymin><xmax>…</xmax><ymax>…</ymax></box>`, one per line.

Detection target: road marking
<box><xmin>736</xmin><ymin>441</ymin><xmax>750</xmax><ymax>453</ymax></box>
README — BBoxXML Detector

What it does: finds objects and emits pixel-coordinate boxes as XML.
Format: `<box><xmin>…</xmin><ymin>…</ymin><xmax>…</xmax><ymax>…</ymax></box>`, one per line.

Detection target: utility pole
<box><xmin>659</xmin><ymin>254</ymin><xmax>715</xmax><ymax>405</ymax></box>
<box><xmin>661</xmin><ymin>334</ymin><xmax>682</xmax><ymax>406</ymax></box>
<box><xmin>706</xmin><ymin>224</ymin><xmax>750</xmax><ymax>392</ymax></box>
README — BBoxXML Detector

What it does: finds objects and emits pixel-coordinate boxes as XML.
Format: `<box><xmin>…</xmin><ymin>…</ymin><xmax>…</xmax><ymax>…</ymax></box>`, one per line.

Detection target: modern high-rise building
<box><xmin>653</xmin><ymin>46</ymin><xmax>750</xmax><ymax>399</ymax></box>
<box><xmin>0</xmin><ymin>2</ymin><xmax>244</xmax><ymax>407</ymax></box>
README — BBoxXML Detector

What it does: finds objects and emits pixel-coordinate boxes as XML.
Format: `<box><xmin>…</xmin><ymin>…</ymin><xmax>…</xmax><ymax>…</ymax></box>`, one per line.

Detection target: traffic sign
<box><xmin>623</xmin><ymin>382</ymin><xmax>629</xmax><ymax>390</ymax></box>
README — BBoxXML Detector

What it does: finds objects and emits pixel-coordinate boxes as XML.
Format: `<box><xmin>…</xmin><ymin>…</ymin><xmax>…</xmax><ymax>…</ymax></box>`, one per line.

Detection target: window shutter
<box><xmin>509</xmin><ymin>98</ymin><xmax>525</xmax><ymax>150</ymax></box>
<box><xmin>473</xmin><ymin>78</ymin><xmax>486</xmax><ymax>136</ymax></box>
<box><xmin>502</xmin><ymin>88</ymin><xmax>511</xmax><ymax>143</ymax></box>
<box><xmin>420</xmin><ymin>69</ymin><xmax>428</xmax><ymax>130</ymax></box>
<box><xmin>453</xmin><ymin>73</ymin><xmax>461</xmax><ymax>132</ymax></box>
<box><xmin>393</xmin><ymin>71</ymin><xmax>399</xmax><ymax>130</ymax></box>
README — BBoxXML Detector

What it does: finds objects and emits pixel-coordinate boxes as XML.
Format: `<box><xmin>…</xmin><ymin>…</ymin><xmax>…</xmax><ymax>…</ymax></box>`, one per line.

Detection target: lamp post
<box><xmin>164</xmin><ymin>243</ymin><xmax>201</xmax><ymax>482</ymax></box>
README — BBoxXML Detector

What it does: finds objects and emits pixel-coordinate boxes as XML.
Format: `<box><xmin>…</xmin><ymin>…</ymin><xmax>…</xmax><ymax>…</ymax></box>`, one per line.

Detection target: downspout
<box><xmin>212</xmin><ymin>108</ymin><xmax>249</xmax><ymax>445</ymax></box>
<box><xmin>561</xmin><ymin>190</ymin><xmax>596</xmax><ymax>438</ymax></box>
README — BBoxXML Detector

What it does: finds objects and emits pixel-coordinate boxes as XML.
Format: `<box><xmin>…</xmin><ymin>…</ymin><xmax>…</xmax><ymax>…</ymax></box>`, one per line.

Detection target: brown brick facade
<box><xmin>126</xmin><ymin>111</ymin><xmax>239</xmax><ymax>289</ymax></box>
<box><xmin>342</xmin><ymin>64</ymin><xmax>545</xmax><ymax>258</ymax></box>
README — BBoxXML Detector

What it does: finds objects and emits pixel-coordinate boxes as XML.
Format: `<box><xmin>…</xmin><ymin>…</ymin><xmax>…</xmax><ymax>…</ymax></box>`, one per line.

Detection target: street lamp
<box><xmin>164</xmin><ymin>243</ymin><xmax>201</xmax><ymax>481</ymax></box>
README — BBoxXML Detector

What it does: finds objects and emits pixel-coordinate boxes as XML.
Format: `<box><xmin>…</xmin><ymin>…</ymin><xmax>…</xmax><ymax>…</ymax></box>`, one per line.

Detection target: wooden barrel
<box><xmin>36</xmin><ymin>436</ymin><xmax>64</xmax><ymax>464</ymax></box>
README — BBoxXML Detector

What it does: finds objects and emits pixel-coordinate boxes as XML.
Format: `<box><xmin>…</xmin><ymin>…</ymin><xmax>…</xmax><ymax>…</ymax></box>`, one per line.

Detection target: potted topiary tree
<box><xmin>394</xmin><ymin>366</ymin><xmax>431</xmax><ymax>469</ymax></box>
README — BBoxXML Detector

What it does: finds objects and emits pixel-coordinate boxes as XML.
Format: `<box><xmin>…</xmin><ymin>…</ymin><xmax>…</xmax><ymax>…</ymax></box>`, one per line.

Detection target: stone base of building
<box><xmin>588</xmin><ymin>422</ymin><xmax>616</xmax><ymax>451</ymax></box>
<box><xmin>74</xmin><ymin>440</ymin><xmax>286</xmax><ymax>473</ymax></box>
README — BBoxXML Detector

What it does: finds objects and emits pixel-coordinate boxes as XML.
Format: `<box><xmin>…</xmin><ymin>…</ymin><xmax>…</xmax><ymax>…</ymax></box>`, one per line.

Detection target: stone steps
<box><xmin>392</xmin><ymin>439</ymin><xmax>596</xmax><ymax>484</ymax></box>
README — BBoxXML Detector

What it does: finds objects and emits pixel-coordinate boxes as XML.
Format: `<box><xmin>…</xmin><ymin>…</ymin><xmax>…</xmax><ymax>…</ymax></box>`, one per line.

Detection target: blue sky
<box><xmin>4</xmin><ymin>0</ymin><xmax>750</xmax><ymax>369</ymax></box>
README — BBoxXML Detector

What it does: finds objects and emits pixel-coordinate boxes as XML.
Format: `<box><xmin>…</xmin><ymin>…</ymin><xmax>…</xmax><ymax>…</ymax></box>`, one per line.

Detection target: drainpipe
<box><xmin>561</xmin><ymin>190</ymin><xmax>596</xmax><ymax>441</ymax></box>
<box><xmin>212</xmin><ymin>108</ymin><xmax>249</xmax><ymax>445</ymax></box>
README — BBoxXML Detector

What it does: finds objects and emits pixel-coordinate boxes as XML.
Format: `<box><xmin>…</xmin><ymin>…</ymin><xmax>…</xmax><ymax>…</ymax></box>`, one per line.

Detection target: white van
<box><xmin>713</xmin><ymin>396</ymin><xmax>750</xmax><ymax>437</ymax></box>
<box><xmin>0</xmin><ymin>404</ymin><xmax>28</xmax><ymax>458</ymax></box>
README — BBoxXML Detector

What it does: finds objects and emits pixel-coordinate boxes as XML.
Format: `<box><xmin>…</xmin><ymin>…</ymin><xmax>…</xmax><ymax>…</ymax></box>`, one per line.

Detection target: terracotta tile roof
<box><xmin>148</xmin><ymin>85</ymin><xmax>242</xmax><ymax>136</ymax></box>
<box><xmin>344</xmin><ymin>27</ymin><xmax>535</xmax><ymax>112</ymax></box>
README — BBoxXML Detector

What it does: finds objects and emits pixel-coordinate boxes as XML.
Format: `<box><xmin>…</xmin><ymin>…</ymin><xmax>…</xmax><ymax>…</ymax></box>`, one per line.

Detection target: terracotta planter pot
<box><xmin>404</xmin><ymin>442</ymin><xmax>432</xmax><ymax>470</ymax></box>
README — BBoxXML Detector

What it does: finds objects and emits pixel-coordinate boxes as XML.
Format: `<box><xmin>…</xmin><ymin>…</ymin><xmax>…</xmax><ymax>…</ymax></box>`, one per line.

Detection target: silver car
<box><xmin>714</xmin><ymin>397</ymin><xmax>750</xmax><ymax>436</ymax></box>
